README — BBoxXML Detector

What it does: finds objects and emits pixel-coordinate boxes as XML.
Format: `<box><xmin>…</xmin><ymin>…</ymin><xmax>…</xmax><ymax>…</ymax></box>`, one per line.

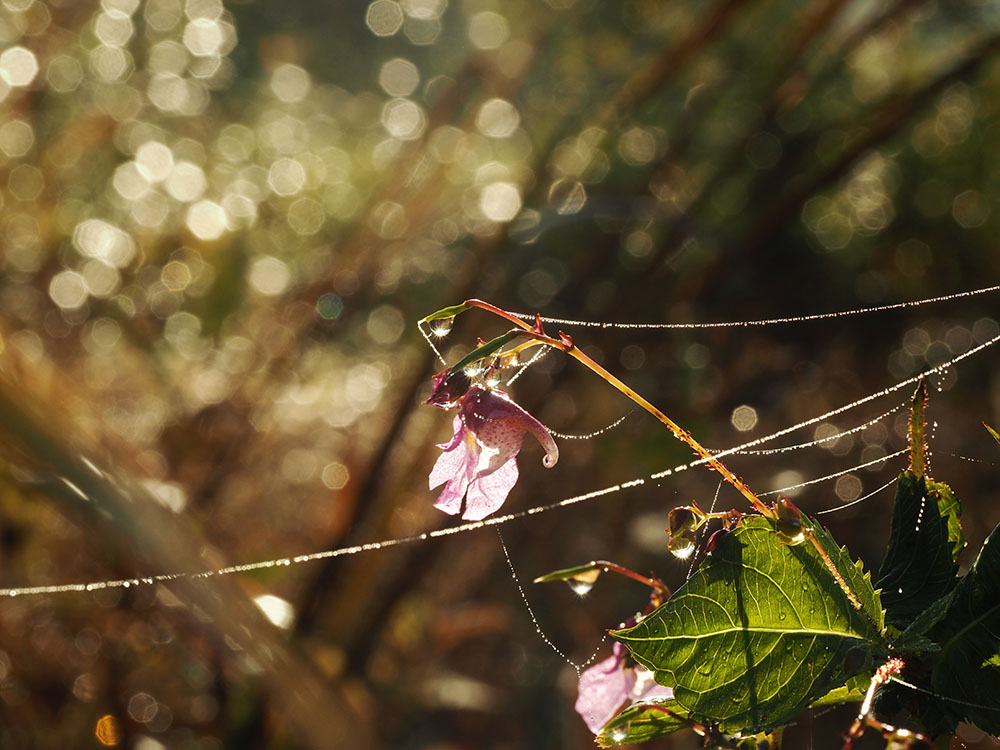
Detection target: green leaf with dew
<box><xmin>927</xmin><ymin>480</ymin><xmax>965</xmax><ymax>561</ymax></box>
<box><xmin>532</xmin><ymin>562</ymin><xmax>602</xmax><ymax>584</ymax></box>
<box><xmin>420</xmin><ymin>302</ymin><xmax>470</xmax><ymax>323</ymax></box>
<box><xmin>876</xmin><ymin>472</ymin><xmax>958</xmax><ymax>630</ymax></box>
<box><xmin>614</xmin><ymin>516</ymin><xmax>884</xmax><ymax>734</ymax></box>
<box><xmin>596</xmin><ymin>700</ymin><xmax>689</xmax><ymax>747</ymax></box>
<box><xmin>809</xmin><ymin>672</ymin><xmax>871</xmax><ymax>709</ymax></box>
<box><xmin>929</xmin><ymin>520</ymin><xmax>1000</xmax><ymax>734</ymax></box>
<box><xmin>447</xmin><ymin>331</ymin><xmax>520</xmax><ymax>374</ymax></box>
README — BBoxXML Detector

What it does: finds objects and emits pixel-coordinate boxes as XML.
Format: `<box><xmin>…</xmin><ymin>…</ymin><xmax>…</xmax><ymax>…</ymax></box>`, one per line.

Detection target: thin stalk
<box><xmin>534</xmin><ymin>330</ymin><xmax>768</xmax><ymax>516</ymax></box>
<box><xmin>803</xmin><ymin>529</ymin><xmax>863</xmax><ymax>612</ymax></box>
<box><xmin>590</xmin><ymin>560</ymin><xmax>671</xmax><ymax>600</ymax></box>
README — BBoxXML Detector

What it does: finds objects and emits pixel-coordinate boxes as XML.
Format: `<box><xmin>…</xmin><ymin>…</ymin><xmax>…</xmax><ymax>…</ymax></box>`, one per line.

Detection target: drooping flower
<box><xmin>575</xmin><ymin>641</ymin><xmax>674</xmax><ymax>734</ymax></box>
<box><xmin>427</xmin><ymin>383</ymin><xmax>558</xmax><ymax>521</ymax></box>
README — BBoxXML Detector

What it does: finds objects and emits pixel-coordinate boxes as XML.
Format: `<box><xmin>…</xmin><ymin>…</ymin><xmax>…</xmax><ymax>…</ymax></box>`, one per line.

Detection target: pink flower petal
<box><xmin>431</xmin><ymin>451</ymin><xmax>476</xmax><ymax>516</ymax></box>
<box><xmin>464</xmin><ymin>389</ymin><xmax>559</xmax><ymax>469</ymax></box>
<box><xmin>427</xmin><ymin>386</ymin><xmax>559</xmax><ymax>521</ymax></box>
<box><xmin>575</xmin><ymin>645</ymin><xmax>630</xmax><ymax>734</ymax></box>
<box><xmin>435</xmin><ymin>415</ymin><xmax>465</xmax><ymax>451</ymax></box>
<box><xmin>575</xmin><ymin>642</ymin><xmax>673</xmax><ymax>734</ymax></box>
<box><xmin>629</xmin><ymin>666</ymin><xmax>673</xmax><ymax>704</ymax></box>
<box><xmin>429</xmin><ymin>418</ymin><xmax>467</xmax><ymax>492</ymax></box>
<box><xmin>463</xmin><ymin>455</ymin><xmax>518</xmax><ymax>520</ymax></box>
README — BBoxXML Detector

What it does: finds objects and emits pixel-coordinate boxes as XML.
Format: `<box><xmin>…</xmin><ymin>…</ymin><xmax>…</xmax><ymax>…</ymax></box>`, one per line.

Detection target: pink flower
<box><xmin>428</xmin><ymin>385</ymin><xmax>558</xmax><ymax>521</ymax></box>
<box><xmin>575</xmin><ymin>642</ymin><xmax>674</xmax><ymax>734</ymax></box>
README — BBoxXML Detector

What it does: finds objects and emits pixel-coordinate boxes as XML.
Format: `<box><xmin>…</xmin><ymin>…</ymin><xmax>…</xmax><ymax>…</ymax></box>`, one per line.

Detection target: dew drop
<box><xmin>485</xmin><ymin>369</ymin><xmax>502</xmax><ymax>388</ymax></box>
<box><xmin>609</xmin><ymin>723</ymin><xmax>629</xmax><ymax>742</ymax></box>
<box><xmin>430</xmin><ymin>317</ymin><xmax>454</xmax><ymax>337</ymax></box>
<box><xmin>464</xmin><ymin>362</ymin><xmax>484</xmax><ymax>377</ymax></box>
<box><xmin>668</xmin><ymin>533</ymin><xmax>696</xmax><ymax>560</ymax></box>
<box><xmin>778</xmin><ymin>611</ymin><xmax>787</xmax><ymax>620</ymax></box>
<box><xmin>567</xmin><ymin>579</ymin><xmax>595</xmax><ymax>597</ymax></box>
<box><xmin>697</xmin><ymin>663</ymin><xmax>712</xmax><ymax>676</ymax></box>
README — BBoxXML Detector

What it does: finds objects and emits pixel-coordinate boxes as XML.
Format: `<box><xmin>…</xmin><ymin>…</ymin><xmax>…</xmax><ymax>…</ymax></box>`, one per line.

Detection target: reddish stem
<box><xmin>590</xmin><ymin>560</ymin><xmax>671</xmax><ymax>601</ymax></box>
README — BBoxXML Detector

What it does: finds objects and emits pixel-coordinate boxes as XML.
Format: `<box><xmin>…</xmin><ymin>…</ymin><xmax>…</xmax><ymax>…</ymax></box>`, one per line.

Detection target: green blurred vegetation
<box><xmin>0</xmin><ymin>0</ymin><xmax>999</xmax><ymax>747</ymax></box>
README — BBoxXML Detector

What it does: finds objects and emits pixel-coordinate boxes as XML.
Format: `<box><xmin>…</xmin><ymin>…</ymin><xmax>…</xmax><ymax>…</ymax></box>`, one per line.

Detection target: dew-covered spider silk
<box><xmin>427</xmin><ymin>382</ymin><xmax>558</xmax><ymax>521</ymax></box>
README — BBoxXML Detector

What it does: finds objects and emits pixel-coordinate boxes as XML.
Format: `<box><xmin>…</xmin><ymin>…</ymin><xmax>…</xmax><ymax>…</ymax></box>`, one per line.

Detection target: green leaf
<box><xmin>985</xmin><ymin>422</ymin><xmax>1000</xmax><ymax>447</ymax></box>
<box><xmin>614</xmin><ymin>516</ymin><xmax>884</xmax><ymax>734</ymax></box>
<box><xmin>926</xmin><ymin>480</ymin><xmax>965</xmax><ymax>561</ymax></box>
<box><xmin>447</xmin><ymin>331</ymin><xmax>519</xmax><ymax>373</ymax></box>
<box><xmin>930</xmin><ymin>520</ymin><xmax>1000</xmax><ymax>734</ymax></box>
<box><xmin>532</xmin><ymin>562</ymin><xmax>602</xmax><ymax>584</ymax></box>
<box><xmin>876</xmin><ymin>472</ymin><xmax>958</xmax><ymax>630</ymax></box>
<box><xmin>596</xmin><ymin>700</ymin><xmax>689</xmax><ymax>747</ymax></box>
<box><xmin>420</xmin><ymin>301</ymin><xmax>470</xmax><ymax>323</ymax></box>
<box><xmin>898</xmin><ymin>591</ymin><xmax>954</xmax><ymax>643</ymax></box>
<box><xmin>809</xmin><ymin>672</ymin><xmax>870</xmax><ymax>708</ymax></box>
<box><xmin>891</xmin><ymin>589</ymin><xmax>953</xmax><ymax>656</ymax></box>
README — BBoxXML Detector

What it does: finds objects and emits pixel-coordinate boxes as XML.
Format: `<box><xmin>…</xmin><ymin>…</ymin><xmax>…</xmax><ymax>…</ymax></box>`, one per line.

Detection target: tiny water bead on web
<box><xmin>500</xmin><ymin>283</ymin><xmax>1000</xmax><ymax>330</ymax></box>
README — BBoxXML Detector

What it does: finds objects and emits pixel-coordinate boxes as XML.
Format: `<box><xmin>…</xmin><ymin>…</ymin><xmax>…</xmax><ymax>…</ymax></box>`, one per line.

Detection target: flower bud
<box><xmin>705</xmin><ymin>528</ymin><xmax>729</xmax><ymax>555</ymax></box>
<box><xmin>667</xmin><ymin>505</ymin><xmax>706</xmax><ymax>536</ymax></box>
<box><xmin>774</xmin><ymin>496</ymin><xmax>805</xmax><ymax>545</ymax></box>
<box><xmin>424</xmin><ymin>367</ymin><xmax>472</xmax><ymax>408</ymax></box>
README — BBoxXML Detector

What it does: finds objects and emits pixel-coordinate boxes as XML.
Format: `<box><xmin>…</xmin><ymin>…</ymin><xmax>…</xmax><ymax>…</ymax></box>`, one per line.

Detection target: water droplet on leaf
<box><xmin>609</xmin><ymin>723</ymin><xmax>629</xmax><ymax>742</ymax></box>
<box><xmin>568</xmin><ymin>578</ymin><xmax>594</xmax><ymax>596</ymax></box>
<box><xmin>774</xmin><ymin>496</ymin><xmax>806</xmax><ymax>545</ymax></box>
<box><xmin>565</xmin><ymin>568</ymin><xmax>601</xmax><ymax>597</ymax></box>
<box><xmin>430</xmin><ymin>316</ymin><xmax>454</xmax><ymax>337</ymax></box>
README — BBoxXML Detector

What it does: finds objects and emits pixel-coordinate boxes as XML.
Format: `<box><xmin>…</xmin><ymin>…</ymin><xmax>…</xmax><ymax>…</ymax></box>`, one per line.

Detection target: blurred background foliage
<box><xmin>0</xmin><ymin>0</ymin><xmax>999</xmax><ymax>747</ymax></box>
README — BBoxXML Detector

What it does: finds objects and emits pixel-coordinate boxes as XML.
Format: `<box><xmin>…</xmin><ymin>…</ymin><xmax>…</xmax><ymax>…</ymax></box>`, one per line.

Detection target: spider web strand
<box><xmin>3</xmin><ymin>333</ymin><xmax>998</xmax><ymax>600</ymax></box>
<box><xmin>507</xmin><ymin>285</ymin><xmax>1000</xmax><ymax>330</ymax></box>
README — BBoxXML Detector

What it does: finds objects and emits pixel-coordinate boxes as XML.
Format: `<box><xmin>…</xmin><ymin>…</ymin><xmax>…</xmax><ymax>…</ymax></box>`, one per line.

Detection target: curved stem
<box><xmin>507</xmin><ymin>325</ymin><xmax>770</xmax><ymax>516</ymax></box>
<box><xmin>590</xmin><ymin>560</ymin><xmax>672</xmax><ymax>600</ymax></box>
<box><xmin>448</xmin><ymin>300</ymin><xmax>769</xmax><ymax>515</ymax></box>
